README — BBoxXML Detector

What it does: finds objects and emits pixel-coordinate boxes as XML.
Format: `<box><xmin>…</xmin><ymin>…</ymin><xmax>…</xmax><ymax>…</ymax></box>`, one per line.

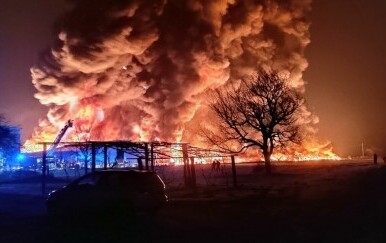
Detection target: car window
<box><xmin>143</xmin><ymin>174</ymin><xmax>161</xmax><ymax>188</ymax></box>
<box><xmin>132</xmin><ymin>173</ymin><xmax>163</xmax><ymax>192</ymax></box>
<box><xmin>97</xmin><ymin>173</ymin><xmax>123</xmax><ymax>187</ymax></box>
<box><xmin>75</xmin><ymin>174</ymin><xmax>100</xmax><ymax>186</ymax></box>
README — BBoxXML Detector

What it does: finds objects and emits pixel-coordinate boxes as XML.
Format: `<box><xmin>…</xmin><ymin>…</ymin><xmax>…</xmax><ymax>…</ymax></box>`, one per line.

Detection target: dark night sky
<box><xmin>0</xmin><ymin>0</ymin><xmax>385</xmax><ymax>157</ymax></box>
<box><xmin>0</xmin><ymin>0</ymin><xmax>66</xmax><ymax>141</ymax></box>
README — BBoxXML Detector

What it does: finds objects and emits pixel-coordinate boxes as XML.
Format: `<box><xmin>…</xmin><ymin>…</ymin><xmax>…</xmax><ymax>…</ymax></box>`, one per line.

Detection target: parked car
<box><xmin>46</xmin><ymin>170</ymin><xmax>167</xmax><ymax>216</ymax></box>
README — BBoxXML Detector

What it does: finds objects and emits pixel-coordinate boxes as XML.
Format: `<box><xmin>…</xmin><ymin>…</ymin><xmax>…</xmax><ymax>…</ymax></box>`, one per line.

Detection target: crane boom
<box><xmin>48</xmin><ymin>119</ymin><xmax>73</xmax><ymax>155</ymax></box>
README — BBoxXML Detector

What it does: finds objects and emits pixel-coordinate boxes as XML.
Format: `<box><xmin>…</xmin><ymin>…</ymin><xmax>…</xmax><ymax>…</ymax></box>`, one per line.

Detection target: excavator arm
<box><xmin>47</xmin><ymin>119</ymin><xmax>73</xmax><ymax>156</ymax></box>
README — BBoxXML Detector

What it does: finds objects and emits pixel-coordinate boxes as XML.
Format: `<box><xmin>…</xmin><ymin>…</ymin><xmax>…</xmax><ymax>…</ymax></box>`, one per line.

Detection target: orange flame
<box><xmin>71</xmin><ymin>103</ymin><xmax>104</xmax><ymax>141</ymax></box>
<box><xmin>23</xmin><ymin>99</ymin><xmax>340</xmax><ymax>162</ymax></box>
<box><xmin>23</xmin><ymin>100</ymin><xmax>105</xmax><ymax>152</ymax></box>
<box><xmin>237</xmin><ymin>140</ymin><xmax>340</xmax><ymax>163</ymax></box>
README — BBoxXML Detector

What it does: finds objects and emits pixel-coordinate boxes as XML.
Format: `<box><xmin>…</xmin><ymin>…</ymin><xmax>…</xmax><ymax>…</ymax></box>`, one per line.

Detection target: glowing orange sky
<box><xmin>304</xmin><ymin>0</ymin><xmax>386</xmax><ymax>157</ymax></box>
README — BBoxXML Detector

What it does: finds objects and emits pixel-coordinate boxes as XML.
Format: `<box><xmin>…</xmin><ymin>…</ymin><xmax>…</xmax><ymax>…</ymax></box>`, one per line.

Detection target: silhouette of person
<box><xmin>211</xmin><ymin>160</ymin><xmax>216</xmax><ymax>171</ymax></box>
<box><xmin>216</xmin><ymin>160</ymin><xmax>221</xmax><ymax>171</ymax></box>
<box><xmin>373</xmin><ymin>153</ymin><xmax>378</xmax><ymax>165</ymax></box>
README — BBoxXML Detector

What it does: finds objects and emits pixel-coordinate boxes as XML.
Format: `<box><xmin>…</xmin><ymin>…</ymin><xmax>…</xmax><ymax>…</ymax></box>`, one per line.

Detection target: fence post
<box><xmin>231</xmin><ymin>155</ymin><xmax>237</xmax><ymax>188</ymax></box>
<box><xmin>150</xmin><ymin>143</ymin><xmax>154</xmax><ymax>171</ymax></box>
<box><xmin>91</xmin><ymin>142</ymin><xmax>96</xmax><ymax>173</ymax></box>
<box><xmin>145</xmin><ymin>143</ymin><xmax>149</xmax><ymax>171</ymax></box>
<box><xmin>137</xmin><ymin>158</ymin><xmax>143</xmax><ymax>170</ymax></box>
<box><xmin>42</xmin><ymin>143</ymin><xmax>47</xmax><ymax>195</ymax></box>
<box><xmin>103</xmin><ymin>145</ymin><xmax>108</xmax><ymax>169</ymax></box>
<box><xmin>84</xmin><ymin>146</ymin><xmax>88</xmax><ymax>174</ymax></box>
<box><xmin>190</xmin><ymin>157</ymin><xmax>196</xmax><ymax>191</ymax></box>
<box><xmin>182</xmin><ymin>144</ymin><xmax>190</xmax><ymax>188</ymax></box>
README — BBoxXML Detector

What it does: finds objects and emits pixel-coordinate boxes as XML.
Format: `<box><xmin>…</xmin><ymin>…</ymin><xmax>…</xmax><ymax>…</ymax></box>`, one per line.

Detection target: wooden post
<box><xmin>91</xmin><ymin>142</ymin><xmax>96</xmax><ymax>173</ymax></box>
<box><xmin>103</xmin><ymin>145</ymin><xmax>108</xmax><ymax>169</ymax></box>
<box><xmin>150</xmin><ymin>143</ymin><xmax>154</xmax><ymax>171</ymax></box>
<box><xmin>46</xmin><ymin>146</ymin><xmax>50</xmax><ymax>177</ymax></box>
<box><xmin>42</xmin><ymin>143</ymin><xmax>47</xmax><ymax>195</ymax></box>
<box><xmin>137</xmin><ymin>158</ymin><xmax>143</xmax><ymax>170</ymax></box>
<box><xmin>231</xmin><ymin>155</ymin><xmax>237</xmax><ymax>188</ymax></box>
<box><xmin>182</xmin><ymin>144</ymin><xmax>190</xmax><ymax>187</ymax></box>
<box><xmin>183</xmin><ymin>157</ymin><xmax>188</xmax><ymax>187</ymax></box>
<box><xmin>190</xmin><ymin>157</ymin><xmax>196</xmax><ymax>190</ymax></box>
<box><xmin>84</xmin><ymin>146</ymin><xmax>88</xmax><ymax>174</ymax></box>
<box><xmin>145</xmin><ymin>143</ymin><xmax>149</xmax><ymax>171</ymax></box>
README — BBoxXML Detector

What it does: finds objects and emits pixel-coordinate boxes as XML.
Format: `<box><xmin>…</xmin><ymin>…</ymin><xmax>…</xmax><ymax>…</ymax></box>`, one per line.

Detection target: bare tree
<box><xmin>207</xmin><ymin>71</ymin><xmax>303</xmax><ymax>174</ymax></box>
<box><xmin>0</xmin><ymin>114</ymin><xmax>20</xmax><ymax>161</ymax></box>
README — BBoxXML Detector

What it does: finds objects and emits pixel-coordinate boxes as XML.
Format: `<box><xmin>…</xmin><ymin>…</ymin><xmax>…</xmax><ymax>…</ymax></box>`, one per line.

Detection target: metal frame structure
<box><xmin>39</xmin><ymin>141</ymin><xmax>238</xmax><ymax>194</ymax></box>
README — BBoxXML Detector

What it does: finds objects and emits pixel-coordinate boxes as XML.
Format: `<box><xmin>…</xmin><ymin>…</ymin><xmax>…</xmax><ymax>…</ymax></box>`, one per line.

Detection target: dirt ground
<box><xmin>0</xmin><ymin>160</ymin><xmax>385</xmax><ymax>242</ymax></box>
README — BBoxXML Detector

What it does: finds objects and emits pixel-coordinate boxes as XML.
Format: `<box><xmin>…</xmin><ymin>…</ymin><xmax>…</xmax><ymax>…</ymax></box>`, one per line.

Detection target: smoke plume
<box><xmin>29</xmin><ymin>0</ymin><xmax>314</xmax><ymax>145</ymax></box>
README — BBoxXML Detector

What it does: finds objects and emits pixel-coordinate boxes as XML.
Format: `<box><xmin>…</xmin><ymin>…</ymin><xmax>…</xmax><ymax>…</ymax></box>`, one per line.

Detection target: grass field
<box><xmin>1</xmin><ymin>159</ymin><xmax>385</xmax><ymax>242</ymax></box>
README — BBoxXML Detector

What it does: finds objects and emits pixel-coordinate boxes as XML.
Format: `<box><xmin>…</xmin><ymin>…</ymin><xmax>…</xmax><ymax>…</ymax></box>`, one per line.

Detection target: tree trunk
<box><xmin>263</xmin><ymin>151</ymin><xmax>272</xmax><ymax>175</ymax></box>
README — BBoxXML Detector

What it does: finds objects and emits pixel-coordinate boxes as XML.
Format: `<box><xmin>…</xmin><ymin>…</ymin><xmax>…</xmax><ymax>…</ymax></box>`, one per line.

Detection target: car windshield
<box><xmin>73</xmin><ymin>173</ymin><xmax>102</xmax><ymax>186</ymax></box>
<box><xmin>68</xmin><ymin>171</ymin><xmax>163</xmax><ymax>191</ymax></box>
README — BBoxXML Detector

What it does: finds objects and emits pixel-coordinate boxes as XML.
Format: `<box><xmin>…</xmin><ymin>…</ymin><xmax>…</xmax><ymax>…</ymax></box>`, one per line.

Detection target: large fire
<box><xmin>24</xmin><ymin>0</ymin><xmax>340</xmax><ymax>161</ymax></box>
<box><xmin>71</xmin><ymin>101</ymin><xmax>104</xmax><ymax>141</ymax></box>
<box><xmin>271</xmin><ymin>141</ymin><xmax>341</xmax><ymax>161</ymax></box>
<box><xmin>23</xmin><ymin>101</ymin><xmax>104</xmax><ymax>152</ymax></box>
<box><xmin>23</xmin><ymin>98</ymin><xmax>340</xmax><ymax>161</ymax></box>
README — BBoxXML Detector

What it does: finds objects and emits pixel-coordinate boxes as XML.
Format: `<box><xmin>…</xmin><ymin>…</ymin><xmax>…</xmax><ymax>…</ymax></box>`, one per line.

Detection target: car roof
<box><xmin>69</xmin><ymin>169</ymin><xmax>158</xmax><ymax>185</ymax></box>
<box><xmin>91</xmin><ymin>169</ymin><xmax>156</xmax><ymax>175</ymax></box>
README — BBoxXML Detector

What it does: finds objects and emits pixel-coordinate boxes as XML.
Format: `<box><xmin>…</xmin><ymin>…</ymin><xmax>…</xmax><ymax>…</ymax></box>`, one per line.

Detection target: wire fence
<box><xmin>0</xmin><ymin>156</ymin><xmax>244</xmax><ymax>196</ymax></box>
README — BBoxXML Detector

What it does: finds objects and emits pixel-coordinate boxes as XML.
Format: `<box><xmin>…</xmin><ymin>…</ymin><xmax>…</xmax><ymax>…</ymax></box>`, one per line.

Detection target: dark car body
<box><xmin>46</xmin><ymin>170</ymin><xmax>167</xmax><ymax>216</ymax></box>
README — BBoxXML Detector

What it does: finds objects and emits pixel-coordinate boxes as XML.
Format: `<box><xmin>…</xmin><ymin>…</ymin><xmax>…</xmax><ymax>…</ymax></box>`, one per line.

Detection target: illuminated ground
<box><xmin>0</xmin><ymin>160</ymin><xmax>385</xmax><ymax>242</ymax></box>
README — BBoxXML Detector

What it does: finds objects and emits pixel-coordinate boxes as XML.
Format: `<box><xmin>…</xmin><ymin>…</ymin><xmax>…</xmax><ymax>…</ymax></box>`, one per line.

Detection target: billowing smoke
<box><xmin>29</xmin><ymin>0</ymin><xmax>314</xmax><ymax>145</ymax></box>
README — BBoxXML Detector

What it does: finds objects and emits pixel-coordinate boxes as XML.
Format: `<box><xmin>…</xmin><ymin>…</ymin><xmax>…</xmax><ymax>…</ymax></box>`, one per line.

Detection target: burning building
<box><xmin>24</xmin><ymin>0</ymin><xmax>337</xmax><ymax>160</ymax></box>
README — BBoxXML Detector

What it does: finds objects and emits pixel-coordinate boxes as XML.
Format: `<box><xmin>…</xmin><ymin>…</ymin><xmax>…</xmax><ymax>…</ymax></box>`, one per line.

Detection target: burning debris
<box><xmin>24</xmin><ymin>0</ymin><xmax>336</xmax><ymax>160</ymax></box>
